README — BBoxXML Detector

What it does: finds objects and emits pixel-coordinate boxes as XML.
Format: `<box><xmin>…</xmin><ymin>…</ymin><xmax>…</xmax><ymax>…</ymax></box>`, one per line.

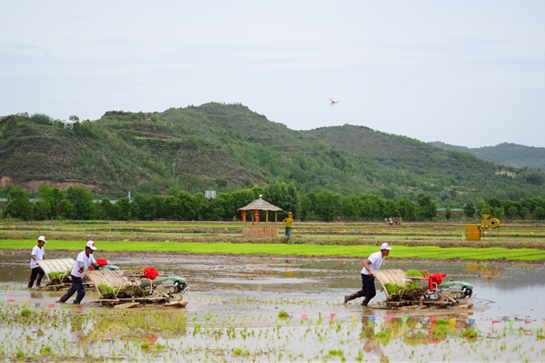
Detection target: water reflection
<box><xmin>361</xmin><ymin>317</ymin><xmax>388</xmax><ymax>362</ymax></box>
<box><xmin>360</xmin><ymin>315</ymin><xmax>475</xmax><ymax>360</ymax></box>
<box><xmin>362</xmin><ymin>337</ymin><xmax>388</xmax><ymax>362</ymax></box>
<box><xmin>480</xmin><ymin>265</ymin><xmax>501</xmax><ymax>280</ymax></box>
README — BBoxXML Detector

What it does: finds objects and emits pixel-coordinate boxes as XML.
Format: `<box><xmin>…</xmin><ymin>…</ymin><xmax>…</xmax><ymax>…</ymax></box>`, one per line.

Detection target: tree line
<box><xmin>1</xmin><ymin>182</ymin><xmax>544</xmax><ymax>222</ymax></box>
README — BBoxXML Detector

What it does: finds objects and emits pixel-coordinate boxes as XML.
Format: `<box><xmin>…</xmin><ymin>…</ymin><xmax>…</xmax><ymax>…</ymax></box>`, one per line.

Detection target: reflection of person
<box><xmin>344</xmin><ymin>243</ymin><xmax>392</xmax><ymax>306</ymax></box>
<box><xmin>58</xmin><ymin>241</ymin><xmax>101</xmax><ymax>304</ymax></box>
<box><xmin>282</xmin><ymin>212</ymin><xmax>294</xmax><ymax>239</ymax></box>
<box><xmin>28</xmin><ymin>236</ymin><xmax>47</xmax><ymax>288</ymax></box>
<box><xmin>363</xmin><ymin>337</ymin><xmax>389</xmax><ymax>362</ymax></box>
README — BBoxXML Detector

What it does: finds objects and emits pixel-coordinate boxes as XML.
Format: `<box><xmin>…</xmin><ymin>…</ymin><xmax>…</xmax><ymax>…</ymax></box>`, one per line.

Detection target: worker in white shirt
<box><xmin>344</xmin><ymin>242</ymin><xmax>392</xmax><ymax>306</ymax></box>
<box><xmin>58</xmin><ymin>241</ymin><xmax>102</xmax><ymax>304</ymax></box>
<box><xmin>28</xmin><ymin>236</ymin><xmax>48</xmax><ymax>288</ymax></box>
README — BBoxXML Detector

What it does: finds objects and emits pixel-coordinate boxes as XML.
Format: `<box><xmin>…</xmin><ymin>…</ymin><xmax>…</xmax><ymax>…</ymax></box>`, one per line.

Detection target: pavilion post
<box><xmin>266</xmin><ymin>211</ymin><xmax>269</xmax><ymax>227</ymax></box>
<box><xmin>274</xmin><ymin>211</ymin><xmax>278</xmax><ymax>237</ymax></box>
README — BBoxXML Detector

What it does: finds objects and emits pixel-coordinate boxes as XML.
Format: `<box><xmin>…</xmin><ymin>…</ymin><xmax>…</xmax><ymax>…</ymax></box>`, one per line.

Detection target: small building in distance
<box><xmin>238</xmin><ymin>195</ymin><xmax>282</xmax><ymax>237</ymax></box>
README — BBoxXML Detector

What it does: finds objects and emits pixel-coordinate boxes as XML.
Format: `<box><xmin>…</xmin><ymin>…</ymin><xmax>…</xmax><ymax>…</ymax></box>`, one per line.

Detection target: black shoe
<box><xmin>73</xmin><ymin>300</ymin><xmax>81</xmax><ymax>305</ymax></box>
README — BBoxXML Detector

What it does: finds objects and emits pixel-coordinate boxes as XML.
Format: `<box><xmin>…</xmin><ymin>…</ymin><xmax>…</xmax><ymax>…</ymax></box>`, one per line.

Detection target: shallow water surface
<box><xmin>1</xmin><ymin>252</ymin><xmax>544</xmax><ymax>361</ymax></box>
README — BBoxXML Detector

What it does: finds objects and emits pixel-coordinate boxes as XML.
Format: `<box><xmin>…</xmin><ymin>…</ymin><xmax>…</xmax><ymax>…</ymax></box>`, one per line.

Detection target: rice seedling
<box><xmin>40</xmin><ymin>345</ymin><xmax>52</xmax><ymax>356</ymax></box>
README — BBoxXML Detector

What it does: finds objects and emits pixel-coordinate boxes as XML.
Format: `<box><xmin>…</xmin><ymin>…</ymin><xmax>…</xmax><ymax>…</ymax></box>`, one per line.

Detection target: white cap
<box><xmin>86</xmin><ymin>241</ymin><xmax>97</xmax><ymax>250</ymax></box>
<box><xmin>381</xmin><ymin>242</ymin><xmax>392</xmax><ymax>250</ymax></box>
<box><xmin>38</xmin><ymin>236</ymin><xmax>47</xmax><ymax>243</ymax></box>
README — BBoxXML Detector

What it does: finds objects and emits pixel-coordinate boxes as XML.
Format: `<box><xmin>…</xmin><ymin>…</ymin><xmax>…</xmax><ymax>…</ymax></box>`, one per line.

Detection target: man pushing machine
<box><xmin>28</xmin><ymin>236</ymin><xmax>48</xmax><ymax>288</ymax></box>
<box><xmin>57</xmin><ymin>241</ymin><xmax>102</xmax><ymax>304</ymax></box>
<box><xmin>344</xmin><ymin>243</ymin><xmax>392</xmax><ymax>306</ymax></box>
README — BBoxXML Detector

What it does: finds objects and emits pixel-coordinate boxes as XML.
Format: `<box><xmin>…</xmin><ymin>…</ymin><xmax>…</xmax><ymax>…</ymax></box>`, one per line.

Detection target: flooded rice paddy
<box><xmin>1</xmin><ymin>251</ymin><xmax>544</xmax><ymax>362</ymax></box>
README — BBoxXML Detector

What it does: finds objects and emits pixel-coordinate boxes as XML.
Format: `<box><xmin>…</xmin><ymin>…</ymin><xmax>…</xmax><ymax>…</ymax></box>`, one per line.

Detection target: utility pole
<box><xmin>173</xmin><ymin>162</ymin><xmax>176</xmax><ymax>177</ymax></box>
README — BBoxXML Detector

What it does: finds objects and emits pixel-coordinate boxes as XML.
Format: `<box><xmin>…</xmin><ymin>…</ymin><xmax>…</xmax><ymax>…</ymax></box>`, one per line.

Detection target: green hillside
<box><xmin>304</xmin><ymin>124</ymin><xmax>545</xmax><ymax>201</ymax></box>
<box><xmin>1</xmin><ymin>106</ymin><xmax>544</xmax><ymax>204</ymax></box>
<box><xmin>431</xmin><ymin>141</ymin><xmax>545</xmax><ymax>171</ymax></box>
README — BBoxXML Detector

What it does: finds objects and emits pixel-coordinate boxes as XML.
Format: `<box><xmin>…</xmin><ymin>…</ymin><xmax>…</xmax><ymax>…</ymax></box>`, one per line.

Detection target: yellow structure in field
<box><xmin>480</xmin><ymin>214</ymin><xmax>501</xmax><ymax>231</ymax></box>
<box><xmin>466</xmin><ymin>214</ymin><xmax>501</xmax><ymax>241</ymax></box>
<box><xmin>465</xmin><ymin>224</ymin><xmax>481</xmax><ymax>241</ymax></box>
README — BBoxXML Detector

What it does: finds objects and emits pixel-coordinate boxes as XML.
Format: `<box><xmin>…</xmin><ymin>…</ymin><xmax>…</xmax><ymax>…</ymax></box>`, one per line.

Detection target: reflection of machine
<box><xmin>479</xmin><ymin>265</ymin><xmax>501</xmax><ymax>280</ymax></box>
<box><xmin>466</xmin><ymin>214</ymin><xmax>501</xmax><ymax>241</ymax></box>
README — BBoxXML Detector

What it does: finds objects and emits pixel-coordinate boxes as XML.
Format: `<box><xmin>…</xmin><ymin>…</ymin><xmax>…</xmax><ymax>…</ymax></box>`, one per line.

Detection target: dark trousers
<box><xmin>357</xmin><ymin>273</ymin><xmax>376</xmax><ymax>299</ymax></box>
<box><xmin>61</xmin><ymin>276</ymin><xmax>85</xmax><ymax>303</ymax></box>
<box><xmin>285</xmin><ymin>227</ymin><xmax>292</xmax><ymax>238</ymax></box>
<box><xmin>29</xmin><ymin>266</ymin><xmax>45</xmax><ymax>287</ymax></box>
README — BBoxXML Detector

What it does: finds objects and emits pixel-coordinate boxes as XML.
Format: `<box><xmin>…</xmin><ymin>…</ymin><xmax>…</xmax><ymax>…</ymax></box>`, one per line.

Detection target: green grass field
<box><xmin>1</xmin><ymin>240</ymin><xmax>544</xmax><ymax>261</ymax></box>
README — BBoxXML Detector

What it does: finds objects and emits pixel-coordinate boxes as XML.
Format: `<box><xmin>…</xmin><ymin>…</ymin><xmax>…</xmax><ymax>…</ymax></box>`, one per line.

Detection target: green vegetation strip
<box><xmin>1</xmin><ymin>240</ymin><xmax>545</xmax><ymax>261</ymax></box>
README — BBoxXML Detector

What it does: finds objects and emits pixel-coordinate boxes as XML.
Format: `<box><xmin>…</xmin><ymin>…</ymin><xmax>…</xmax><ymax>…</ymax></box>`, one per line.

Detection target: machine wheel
<box><xmin>174</xmin><ymin>282</ymin><xmax>187</xmax><ymax>293</ymax></box>
<box><xmin>462</xmin><ymin>287</ymin><xmax>473</xmax><ymax>298</ymax></box>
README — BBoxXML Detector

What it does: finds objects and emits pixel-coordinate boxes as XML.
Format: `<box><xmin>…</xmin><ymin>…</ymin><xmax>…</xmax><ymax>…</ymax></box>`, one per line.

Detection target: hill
<box><xmin>430</xmin><ymin>142</ymin><xmax>545</xmax><ymax>171</ymax></box>
<box><xmin>1</xmin><ymin>106</ymin><xmax>544</xmax><ymax>204</ymax></box>
<box><xmin>304</xmin><ymin>124</ymin><xmax>545</xmax><ymax>201</ymax></box>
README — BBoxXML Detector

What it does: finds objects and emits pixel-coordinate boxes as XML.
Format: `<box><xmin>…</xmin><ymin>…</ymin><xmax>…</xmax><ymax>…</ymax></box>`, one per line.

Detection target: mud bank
<box><xmin>1</xmin><ymin>248</ymin><xmax>545</xmax><ymax>265</ymax></box>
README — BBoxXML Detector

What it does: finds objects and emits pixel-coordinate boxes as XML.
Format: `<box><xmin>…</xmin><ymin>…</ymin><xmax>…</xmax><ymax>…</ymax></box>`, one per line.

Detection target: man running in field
<box><xmin>344</xmin><ymin>243</ymin><xmax>392</xmax><ymax>306</ymax></box>
<box><xmin>28</xmin><ymin>236</ymin><xmax>47</xmax><ymax>288</ymax></box>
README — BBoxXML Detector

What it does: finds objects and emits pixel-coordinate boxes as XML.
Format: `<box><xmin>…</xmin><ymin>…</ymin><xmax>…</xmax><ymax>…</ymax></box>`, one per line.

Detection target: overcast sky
<box><xmin>1</xmin><ymin>1</ymin><xmax>544</xmax><ymax>148</ymax></box>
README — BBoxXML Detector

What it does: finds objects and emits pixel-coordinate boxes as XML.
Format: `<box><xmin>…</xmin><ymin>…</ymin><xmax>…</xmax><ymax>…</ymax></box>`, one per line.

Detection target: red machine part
<box><xmin>90</xmin><ymin>258</ymin><xmax>108</xmax><ymax>270</ymax></box>
<box><xmin>255</xmin><ymin>210</ymin><xmax>259</xmax><ymax>222</ymax></box>
<box><xmin>423</xmin><ymin>273</ymin><xmax>446</xmax><ymax>292</ymax></box>
<box><xmin>144</xmin><ymin>267</ymin><xmax>159</xmax><ymax>280</ymax></box>
<box><xmin>96</xmin><ymin>258</ymin><xmax>108</xmax><ymax>266</ymax></box>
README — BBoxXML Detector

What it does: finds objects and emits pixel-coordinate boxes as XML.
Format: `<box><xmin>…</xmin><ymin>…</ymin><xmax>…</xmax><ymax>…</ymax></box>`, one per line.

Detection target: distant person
<box><xmin>283</xmin><ymin>212</ymin><xmax>294</xmax><ymax>239</ymax></box>
<box><xmin>343</xmin><ymin>243</ymin><xmax>392</xmax><ymax>306</ymax></box>
<box><xmin>58</xmin><ymin>241</ymin><xmax>102</xmax><ymax>304</ymax></box>
<box><xmin>28</xmin><ymin>236</ymin><xmax>47</xmax><ymax>288</ymax></box>
<box><xmin>384</xmin><ymin>218</ymin><xmax>388</xmax><ymax>225</ymax></box>
<box><xmin>388</xmin><ymin>217</ymin><xmax>393</xmax><ymax>225</ymax></box>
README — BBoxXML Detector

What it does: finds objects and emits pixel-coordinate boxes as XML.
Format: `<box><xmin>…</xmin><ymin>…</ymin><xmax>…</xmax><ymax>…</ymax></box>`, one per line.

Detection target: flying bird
<box><xmin>328</xmin><ymin>98</ymin><xmax>339</xmax><ymax>107</ymax></box>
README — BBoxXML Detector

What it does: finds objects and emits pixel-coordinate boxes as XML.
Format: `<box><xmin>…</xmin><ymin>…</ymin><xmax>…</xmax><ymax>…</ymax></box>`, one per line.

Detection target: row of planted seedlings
<box><xmin>187</xmin><ymin>294</ymin><xmax>352</xmax><ymax>308</ymax></box>
<box><xmin>1</xmin><ymin>300</ymin><xmax>544</xmax><ymax>361</ymax></box>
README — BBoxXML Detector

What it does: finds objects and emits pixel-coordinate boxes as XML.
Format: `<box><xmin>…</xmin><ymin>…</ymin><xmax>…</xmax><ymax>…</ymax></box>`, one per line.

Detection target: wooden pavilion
<box><xmin>238</xmin><ymin>195</ymin><xmax>282</xmax><ymax>237</ymax></box>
